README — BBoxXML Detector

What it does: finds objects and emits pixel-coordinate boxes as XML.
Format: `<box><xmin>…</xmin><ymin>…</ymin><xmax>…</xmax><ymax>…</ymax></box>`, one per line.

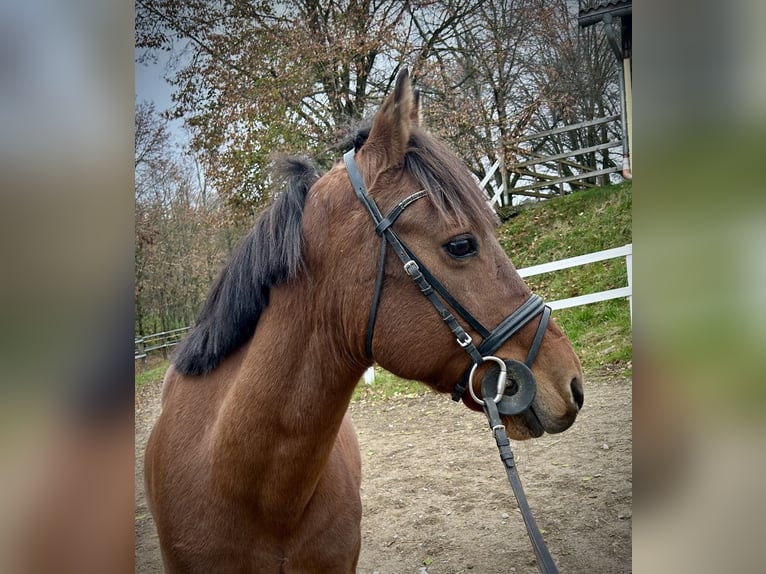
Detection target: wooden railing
<box><xmin>481</xmin><ymin>115</ymin><xmax>624</xmax><ymax>206</ymax></box>
<box><xmin>135</xmin><ymin>326</ymin><xmax>190</xmax><ymax>363</ymax></box>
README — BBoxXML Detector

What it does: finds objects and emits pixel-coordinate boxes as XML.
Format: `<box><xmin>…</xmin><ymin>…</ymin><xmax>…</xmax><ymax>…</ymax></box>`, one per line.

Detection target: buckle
<box><xmin>403</xmin><ymin>260</ymin><xmax>419</xmax><ymax>277</ymax></box>
<box><xmin>457</xmin><ymin>332</ymin><xmax>473</xmax><ymax>348</ymax></box>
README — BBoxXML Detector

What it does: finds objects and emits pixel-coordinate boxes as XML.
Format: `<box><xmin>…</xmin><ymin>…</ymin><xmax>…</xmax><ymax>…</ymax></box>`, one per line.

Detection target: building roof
<box><xmin>578</xmin><ymin>0</ymin><xmax>632</xmax><ymax>28</ymax></box>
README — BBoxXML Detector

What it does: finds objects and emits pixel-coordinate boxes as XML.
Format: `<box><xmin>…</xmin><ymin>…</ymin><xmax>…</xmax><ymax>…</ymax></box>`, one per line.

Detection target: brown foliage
<box><xmin>134</xmin><ymin>0</ymin><xmax>622</xmax><ymax>332</ymax></box>
<box><xmin>135</xmin><ymin>101</ymin><xmax>235</xmax><ymax>335</ymax></box>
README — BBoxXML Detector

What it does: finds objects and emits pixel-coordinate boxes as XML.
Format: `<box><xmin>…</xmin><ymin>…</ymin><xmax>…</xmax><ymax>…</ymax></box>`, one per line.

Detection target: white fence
<box><xmin>135</xmin><ymin>326</ymin><xmax>191</xmax><ymax>362</ymax></box>
<box><xmin>518</xmin><ymin>243</ymin><xmax>632</xmax><ymax>320</ymax></box>
<box><xmin>478</xmin><ymin>115</ymin><xmax>624</xmax><ymax>206</ymax></box>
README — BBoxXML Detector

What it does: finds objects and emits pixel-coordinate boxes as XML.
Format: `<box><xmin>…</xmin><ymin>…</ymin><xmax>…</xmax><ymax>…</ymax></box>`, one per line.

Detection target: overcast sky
<box><xmin>135</xmin><ymin>51</ymin><xmax>173</xmax><ymax>112</ymax></box>
<box><xmin>135</xmin><ymin>47</ymin><xmax>189</xmax><ymax>147</ymax></box>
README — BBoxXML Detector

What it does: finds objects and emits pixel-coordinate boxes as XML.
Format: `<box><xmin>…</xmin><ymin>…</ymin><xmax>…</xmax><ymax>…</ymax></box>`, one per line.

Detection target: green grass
<box><xmin>352</xmin><ymin>368</ymin><xmax>426</xmax><ymax>402</ymax></box>
<box><xmin>135</xmin><ymin>183</ymin><xmax>632</xmax><ymax>394</ymax></box>
<box><xmin>497</xmin><ymin>182</ymin><xmax>632</xmax><ymax>377</ymax></box>
<box><xmin>135</xmin><ymin>360</ymin><xmax>169</xmax><ymax>389</ymax></box>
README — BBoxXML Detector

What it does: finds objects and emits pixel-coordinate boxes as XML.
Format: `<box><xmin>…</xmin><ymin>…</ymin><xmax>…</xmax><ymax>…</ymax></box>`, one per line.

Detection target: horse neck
<box><xmin>210</xmin><ymin>279</ymin><xmax>365</xmax><ymax>519</ymax></box>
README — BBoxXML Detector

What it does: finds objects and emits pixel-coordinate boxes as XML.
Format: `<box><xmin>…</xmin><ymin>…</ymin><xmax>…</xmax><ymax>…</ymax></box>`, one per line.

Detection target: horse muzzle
<box><xmin>467</xmin><ymin>357</ymin><xmax>581</xmax><ymax>438</ymax></box>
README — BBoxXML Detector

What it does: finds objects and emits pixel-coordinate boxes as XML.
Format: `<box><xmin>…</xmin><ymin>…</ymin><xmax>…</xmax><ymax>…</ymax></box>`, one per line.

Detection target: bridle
<box><xmin>344</xmin><ymin>148</ymin><xmax>561</xmax><ymax>574</ymax></box>
<box><xmin>344</xmin><ymin>148</ymin><xmax>550</xmax><ymax>412</ymax></box>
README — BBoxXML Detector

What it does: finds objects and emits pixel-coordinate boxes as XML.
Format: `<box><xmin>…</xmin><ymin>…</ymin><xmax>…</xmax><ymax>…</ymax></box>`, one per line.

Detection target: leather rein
<box><xmin>344</xmin><ymin>149</ymin><xmax>560</xmax><ymax>573</ymax></box>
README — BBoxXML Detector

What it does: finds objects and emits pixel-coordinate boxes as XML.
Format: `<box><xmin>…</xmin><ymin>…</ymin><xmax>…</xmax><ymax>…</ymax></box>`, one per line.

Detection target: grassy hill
<box><xmin>497</xmin><ymin>182</ymin><xmax>632</xmax><ymax>377</ymax></box>
<box><xmin>355</xmin><ymin>182</ymin><xmax>632</xmax><ymax>400</ymax></box>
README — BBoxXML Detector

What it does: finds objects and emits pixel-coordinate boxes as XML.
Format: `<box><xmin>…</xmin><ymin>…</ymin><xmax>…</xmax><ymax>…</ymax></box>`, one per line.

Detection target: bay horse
<box><xmin>145</xmin><ymin>69</ymin><xmax>584</xmax><ymax>573</ymax></box>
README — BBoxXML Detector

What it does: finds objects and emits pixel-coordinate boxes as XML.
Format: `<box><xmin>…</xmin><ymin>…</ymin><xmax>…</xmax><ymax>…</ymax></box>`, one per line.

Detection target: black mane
<box><xmin>173</xmin><ymin>156</ymin><xmax>320</xmax><ymax>376</ymax></box>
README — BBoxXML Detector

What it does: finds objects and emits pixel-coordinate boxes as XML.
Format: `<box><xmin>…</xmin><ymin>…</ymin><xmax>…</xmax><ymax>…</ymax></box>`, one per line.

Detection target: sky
<box><xmin>135</xmin><ymin>52</ymin><xmax>174</xmax><ymax>112</ymax></box>
<box><xmin>135</xmin><ymin>47</ymin><xmax>189</xmax><ymax>147</ymax></box>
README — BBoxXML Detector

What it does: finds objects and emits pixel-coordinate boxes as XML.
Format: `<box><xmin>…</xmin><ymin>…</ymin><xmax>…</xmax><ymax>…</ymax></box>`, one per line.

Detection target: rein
<box><xmin>480</xmin><ymin>365</ymin><xmax>560</xmax><ymax>574</ymax></box>
<box><xmin>344</xmin><ymin>148</ymin><xmax>560</xmax><ymax>573</ymax></box>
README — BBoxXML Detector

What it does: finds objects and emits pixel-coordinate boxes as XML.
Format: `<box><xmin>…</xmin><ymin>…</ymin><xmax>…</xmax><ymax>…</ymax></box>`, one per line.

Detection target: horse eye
<box><xmin>444</xmin><ymin>235</ymin><xmax>478</xmax><ymax>259</ymax></box>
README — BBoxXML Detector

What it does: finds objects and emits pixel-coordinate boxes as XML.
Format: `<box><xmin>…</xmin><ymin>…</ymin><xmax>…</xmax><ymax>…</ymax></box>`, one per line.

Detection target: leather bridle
<box><xmin>343</xmin><ymin>149</ymin><xmax>551</xmax><ymax>413</ymax></box>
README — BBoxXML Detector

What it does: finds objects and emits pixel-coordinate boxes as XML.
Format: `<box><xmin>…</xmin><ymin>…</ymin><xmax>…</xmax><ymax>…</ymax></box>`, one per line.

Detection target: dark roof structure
<box><xmin>577</xmin><ymin>0</ymin><xmax>632</xmax><ymax>178</ymax></box>
<box><xmin>578</xmin><ymin>0</ymin><xmax>632</xmax><ymax>28</ymax></box>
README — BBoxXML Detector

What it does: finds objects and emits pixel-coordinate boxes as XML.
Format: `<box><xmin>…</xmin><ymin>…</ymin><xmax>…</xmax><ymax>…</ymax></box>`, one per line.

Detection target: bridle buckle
<box><xmin>403</xmin><ymin>260</ymin><xmax>419</xmax><ymax>277</ymax></box>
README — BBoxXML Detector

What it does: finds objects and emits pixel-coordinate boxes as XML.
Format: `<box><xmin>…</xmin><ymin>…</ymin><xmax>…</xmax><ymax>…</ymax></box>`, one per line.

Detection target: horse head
<box><xmin>302</xmin><ymin>69</ymin><xmax>584</xmax><ymax>439</ymax></box>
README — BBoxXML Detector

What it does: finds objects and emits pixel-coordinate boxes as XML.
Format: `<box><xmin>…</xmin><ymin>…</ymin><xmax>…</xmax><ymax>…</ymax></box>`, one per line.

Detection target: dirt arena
<box><xmin>135</xmin><ymin>370</ymin><xmax>631</xmax><ymax>573</ymax></box>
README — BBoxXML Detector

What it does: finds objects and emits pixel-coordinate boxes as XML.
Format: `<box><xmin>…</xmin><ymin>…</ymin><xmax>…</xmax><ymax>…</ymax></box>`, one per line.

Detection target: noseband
<box><xmin>343</xmin><ymin>149</ymin><xmax>551</xmax><ymax>411</ymax></box>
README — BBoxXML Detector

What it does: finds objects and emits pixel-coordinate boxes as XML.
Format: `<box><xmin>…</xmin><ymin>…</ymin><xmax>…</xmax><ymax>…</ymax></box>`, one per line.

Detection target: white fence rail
<box><xmin>478</xmin><ymin>115</ymin><xmax>623</xmax><ymax>206</ymax></box>
<box><xmin>518</xmin><ymin>243</ymin><xmax>632</xmax><ymax>319</ymax></box>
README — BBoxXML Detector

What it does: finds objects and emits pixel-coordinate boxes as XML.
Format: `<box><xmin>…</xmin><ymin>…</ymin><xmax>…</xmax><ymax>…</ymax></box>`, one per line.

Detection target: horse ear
<box><xmin>364</xmin><ymin>68</ymin><xmax>413</xmax><ymax>167</ymax></box>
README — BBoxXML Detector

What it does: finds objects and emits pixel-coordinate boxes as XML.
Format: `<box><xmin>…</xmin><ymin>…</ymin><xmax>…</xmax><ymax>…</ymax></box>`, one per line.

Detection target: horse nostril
<box><xmin>570</xmin><ymin>377</ymin><xmax>584</xmax><ymax>411</ymax></box>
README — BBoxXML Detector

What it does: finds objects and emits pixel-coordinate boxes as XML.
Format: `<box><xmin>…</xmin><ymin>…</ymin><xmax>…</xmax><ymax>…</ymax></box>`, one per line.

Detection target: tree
<box><xmin>136</xmin><ymin>0</ymin><xmax>620</xmax><ymax>212</ymax></box>
<box><xmin>416</xmin><ymin>0</ymin><xmax>562</xmax><ymax>205</ymax></box>
<box><xmin>526</xmin><ymin>0</ymin><xmax>621</xmax><ymax>188</ymax></box>
<box><xmin>137</xmin><ymin>0</ymin><xmax>416</xmax><ymax>214</ymax></box>
<box><xmin>135</xmin><ymin>101</ymin><xmax>172</xmax><ymax>335</ymax></box>
<box><xmin>135</xmin><ymin>100</ymin><xmax>231</xmax><ymax>335</ymax></box>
